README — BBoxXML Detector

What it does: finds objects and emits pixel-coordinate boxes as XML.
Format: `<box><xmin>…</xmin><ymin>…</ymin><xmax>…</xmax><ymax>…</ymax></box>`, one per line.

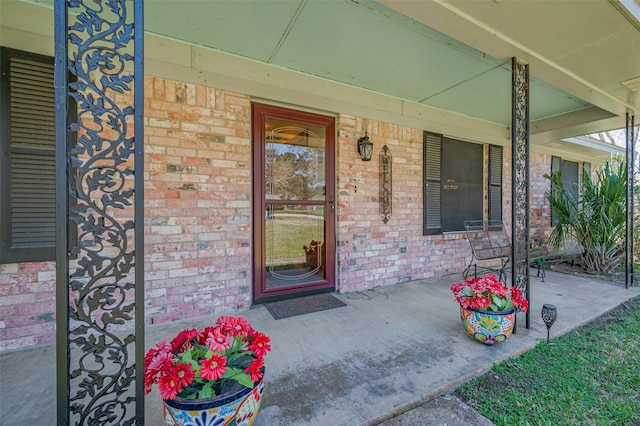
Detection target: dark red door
<box><xmin>252</xmin><ymin>104</ymin><xmax>335</xmax><ymax>303</ymax></box>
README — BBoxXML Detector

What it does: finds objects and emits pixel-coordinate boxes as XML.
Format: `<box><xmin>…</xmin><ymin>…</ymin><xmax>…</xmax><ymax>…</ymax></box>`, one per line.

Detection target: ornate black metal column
<box><xmin>511</xmin><ymin>57</ymin><xmax>531</xmax><ymax>329</ymax></box>
<box><xmin>55</xmin><ymin>0</ymin><xmax>144</xmax><ymax>424</ymax></box>
<box><xmin>626</xmin><ymin>112</ymin><xmax>636</xmax><ymax>289</ymax></box>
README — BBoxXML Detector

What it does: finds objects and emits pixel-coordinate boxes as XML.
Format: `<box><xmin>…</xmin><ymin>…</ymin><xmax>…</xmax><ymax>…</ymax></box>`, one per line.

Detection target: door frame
<box><xmin>251</xmin><ymin>103</ymin><xmax>336</xmax><ymax>304</ymax></box>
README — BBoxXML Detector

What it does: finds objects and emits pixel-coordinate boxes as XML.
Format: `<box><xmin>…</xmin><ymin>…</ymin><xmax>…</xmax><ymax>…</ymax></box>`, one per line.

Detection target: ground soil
<box><xmin>546</xmin><ymin>257</ymin><xmax>626</xmax><ymax>285</ymax></box>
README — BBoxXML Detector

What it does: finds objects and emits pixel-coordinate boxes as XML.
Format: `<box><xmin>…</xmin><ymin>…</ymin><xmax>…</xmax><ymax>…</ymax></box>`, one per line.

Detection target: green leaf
<box><xmin>198</xmin><ymin>382</ymin><xmax>215</xmax><ymax>399</ymax></box>
<box><xmin>491</xmin><ymin>295</ymin><xmax>504</xmax><ymax>310</ymax></box>
<box><xmin>223</xmin><ymin>367</ymin><xmax>255</xmax><ymax>389</ymax></box>
<box><xmin>181</xmin><ymin>351</ymin><xmax>194</xmax><ymax>364</ymax></box>
<box><xmin>233</xmin><ymin>372</ymin><xmax>255</xmax><ymax>389</ymax></box>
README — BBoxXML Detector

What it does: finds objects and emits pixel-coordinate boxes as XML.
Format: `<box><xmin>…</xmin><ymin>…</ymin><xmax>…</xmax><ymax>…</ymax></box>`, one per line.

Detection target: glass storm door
<box><xmin>252</xmin><ymin>104</ymin><xmax>335</xmax><ymax>303</ymax></box>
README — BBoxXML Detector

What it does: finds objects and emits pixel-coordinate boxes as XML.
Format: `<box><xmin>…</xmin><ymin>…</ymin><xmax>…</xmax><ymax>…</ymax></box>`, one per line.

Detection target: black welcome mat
<box><xmin>265</xmin><ymin>293</ymin><xmax>346</xmax><ymax>320</ymax></box>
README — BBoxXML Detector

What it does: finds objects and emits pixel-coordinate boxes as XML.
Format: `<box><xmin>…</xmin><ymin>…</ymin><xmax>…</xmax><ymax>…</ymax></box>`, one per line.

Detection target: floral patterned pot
<box><xmin>459</xmin><ymin>305</ymin><xmax>515</xmax><ymax>345</ymax></box>
<box><xmin>162</xmin><ymin>376</ymin><xmax>264</xmax><ymax>426</ymax></box>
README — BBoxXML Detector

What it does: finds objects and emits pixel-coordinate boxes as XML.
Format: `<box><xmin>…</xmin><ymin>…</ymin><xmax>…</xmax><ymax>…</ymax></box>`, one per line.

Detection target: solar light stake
<box><xmin>541</xmin><ymin>304</ymin><xmax>557</xmax><ymax>344</ymax></box>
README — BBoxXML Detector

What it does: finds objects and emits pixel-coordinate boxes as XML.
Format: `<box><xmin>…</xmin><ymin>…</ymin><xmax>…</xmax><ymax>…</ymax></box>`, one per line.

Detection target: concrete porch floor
<box><xmin>1</xmin><ymin>270</ymin><xmax>639</xmax><ymax>425</ymax></box>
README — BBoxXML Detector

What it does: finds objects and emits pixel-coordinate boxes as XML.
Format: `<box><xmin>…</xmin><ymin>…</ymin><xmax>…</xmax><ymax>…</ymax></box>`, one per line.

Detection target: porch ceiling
<box><xmin>143</xmin><ymin>0</ymin><xmax>639</xmax><ymax>138</ymax></box>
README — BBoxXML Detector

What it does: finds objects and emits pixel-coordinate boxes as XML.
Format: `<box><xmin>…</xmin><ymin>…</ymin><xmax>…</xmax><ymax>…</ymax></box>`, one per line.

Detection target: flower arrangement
<box><xmin>144</xmin><ymin>316</ymin><xmax>271</xmax><ymax>401</ymax></box>
<box><xmin>451</xmin><ymin>274</ymin><xmax>529</xmax><ymax>313</ymax></box>
<box><xmin>530</xmin><ymin>237</ymin><xmax>549</xmax><ymax>252</ymax></box>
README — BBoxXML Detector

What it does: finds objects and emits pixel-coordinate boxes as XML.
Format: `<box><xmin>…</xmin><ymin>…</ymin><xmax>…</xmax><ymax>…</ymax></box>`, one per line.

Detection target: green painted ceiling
<box><xmin>144</xmin><ymin>0</ymin><xmax>592</xmax><ymax>127</ymax></box>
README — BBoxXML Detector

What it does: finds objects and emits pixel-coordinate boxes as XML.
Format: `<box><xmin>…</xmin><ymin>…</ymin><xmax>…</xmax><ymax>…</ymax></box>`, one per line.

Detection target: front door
<box><xmin>252</xmin><ymin>104</ymin><xmax>336</xmax><ymax>303</ymax></box>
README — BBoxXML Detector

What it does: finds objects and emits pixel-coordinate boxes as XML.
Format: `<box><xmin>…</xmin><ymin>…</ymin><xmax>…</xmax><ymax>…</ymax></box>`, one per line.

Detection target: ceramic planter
<box><xmin>162</xmin><ymin>377</ymin><xmax>264</xmax><ymax>426</ymax></box>
<box><xmin>459</xmin><ymin>305</ymin><xmax>515</xmax><ymax>345</ymax></box>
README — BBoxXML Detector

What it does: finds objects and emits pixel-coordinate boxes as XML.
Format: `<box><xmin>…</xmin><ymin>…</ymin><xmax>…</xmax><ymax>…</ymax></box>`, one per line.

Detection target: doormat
<box><xmin>265</xmin><ymin>294</ymin><xmax>346</xmax><ymax>320</ymax></box>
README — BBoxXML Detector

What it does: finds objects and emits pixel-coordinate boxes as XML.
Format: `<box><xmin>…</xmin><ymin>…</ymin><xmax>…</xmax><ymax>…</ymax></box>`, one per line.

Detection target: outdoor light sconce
<box><xmin>357</xmin><ymin>132</ymin><xmax>374</xmax><ymax>161</ymax></box>
<box><xmin>541</xmin><ymin>304</ymin><xmax>557</xmax><ymax>344</ymax></box>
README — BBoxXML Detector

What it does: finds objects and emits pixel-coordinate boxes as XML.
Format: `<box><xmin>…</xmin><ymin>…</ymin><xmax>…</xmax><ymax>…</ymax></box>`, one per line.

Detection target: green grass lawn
<box><xmin>265</xmin><ymin>215</ymin><xmax>323</xmax><ymax>262</ymax></box>
<box><xmin>455</xmin><ymin>296</ymin><xmax>640</xmax><ymax>425</ymax></box>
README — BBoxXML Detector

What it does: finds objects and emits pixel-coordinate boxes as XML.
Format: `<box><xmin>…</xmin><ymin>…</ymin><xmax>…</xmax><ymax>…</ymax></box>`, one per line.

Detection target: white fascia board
<box><xmin>561</xmin><ymin>136</ymin><xmax>626</xmax><ymax>155</ymax></box>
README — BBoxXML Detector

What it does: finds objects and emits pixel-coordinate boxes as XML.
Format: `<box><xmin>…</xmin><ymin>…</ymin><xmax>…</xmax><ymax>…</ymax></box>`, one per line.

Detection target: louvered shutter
<box><xmin>423</xmin><ymin>132</ymin><xmax>442</xmax><ymax>235</ymax></box>
<box><xmin>1</xmin><ymin>48</ymin><xmax>56</xmax><ymax>262</ymax></box>
<box><xmin>488</xmin><ymin>145</ymin><xmax>503</xmax><ymax>222</ymax></box>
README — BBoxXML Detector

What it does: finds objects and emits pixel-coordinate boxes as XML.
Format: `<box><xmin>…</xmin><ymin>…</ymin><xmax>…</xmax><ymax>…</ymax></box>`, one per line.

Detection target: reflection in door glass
<box><xmin>265</xmin><ymin>125</ymin><xmax>326</xmax><ymax>201</ymax></box>
<box><xmin>265</xmin><ymin>204</ymin><xmax>326</xmax><ymax>289</ymax></box>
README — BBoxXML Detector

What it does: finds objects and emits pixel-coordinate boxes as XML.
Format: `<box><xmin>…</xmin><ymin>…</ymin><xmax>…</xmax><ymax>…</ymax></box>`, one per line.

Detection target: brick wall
<box><xmin>0</xmin><ymin>75</ymin><xmax>558</xmax><ymax>351</ymax></box>
<box><xmin>530</xmin><ymin>152</ymin><xmax>553</xmax><ymax>240</ymax></box>
<box><xmin>0</xmin><ymin>262</ymin><xmax>56</xmax><ymax>351</ymax></box>
<box><xmin>143</xmin><ymin>76</ymin><xmax>253</xmax><ymax>325</ymax></box>
<box><xmin>336</xmin><ymin>115</ymin><xmax>474</xmax><ymax>292</ymax></box>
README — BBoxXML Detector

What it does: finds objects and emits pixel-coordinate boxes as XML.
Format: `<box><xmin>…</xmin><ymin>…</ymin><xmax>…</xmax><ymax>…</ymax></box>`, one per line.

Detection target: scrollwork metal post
<box><xmin>626</xmin><ymin>112</ymin><xmax>635</xmax><ymax>289</ymax></box>
<box><xmin>511</xmin><ymin>57</ymin><xmax>531</xmax><ymax>329</ymax></box>
<box><xmin>55</xmin><ymin>0</ymin><xmax>144</xmax><ymax>424</ymax></box>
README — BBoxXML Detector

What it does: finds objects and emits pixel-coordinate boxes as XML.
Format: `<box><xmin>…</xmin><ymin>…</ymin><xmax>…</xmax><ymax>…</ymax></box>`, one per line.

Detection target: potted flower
<box><xmin>451</xmin><ymin>274</ymin><xmax>529</xmax><ymax>345</ymax></box>
<box><xmin>144</xmin><ymin>315</ymin><xmax>271</xmax><ymax>425</ymax></box>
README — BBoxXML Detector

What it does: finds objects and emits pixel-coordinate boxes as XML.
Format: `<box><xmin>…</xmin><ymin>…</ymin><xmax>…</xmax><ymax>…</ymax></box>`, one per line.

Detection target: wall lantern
<box><xmin>357</xmin><ymin>132</ymin><xmax>374</xmax><ymax>161</ymax></box>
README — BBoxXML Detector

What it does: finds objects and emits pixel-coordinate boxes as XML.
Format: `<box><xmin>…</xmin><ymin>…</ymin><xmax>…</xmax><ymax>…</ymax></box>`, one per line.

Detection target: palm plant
<box><xmin>545</xmin><ymin>160</ymin><xmax>627</xmax><ymax>273</ymax></box>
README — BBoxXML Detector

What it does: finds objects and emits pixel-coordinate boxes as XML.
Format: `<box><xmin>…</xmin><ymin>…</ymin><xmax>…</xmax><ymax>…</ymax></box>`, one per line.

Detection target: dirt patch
<box><xmin>546</xmin><ymin>257</ymin><xmax>626</xmax><ymax>285</ymax></box>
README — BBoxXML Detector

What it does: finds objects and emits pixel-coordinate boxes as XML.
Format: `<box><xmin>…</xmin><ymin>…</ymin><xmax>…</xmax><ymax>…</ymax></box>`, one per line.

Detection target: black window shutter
<box><xmin>423</xmin><ymin>132</ymin><xmax>442</xmax><ymax>235</ymax></box>
<box><xmin>488</xmin><ymin>145</ymin><xmax>503</xmax><ymax>222</ymax></box>
<box><xmin>0</xmin><ymin>47</ymin><xmax>56</xmax><ymax>263</ymax></box>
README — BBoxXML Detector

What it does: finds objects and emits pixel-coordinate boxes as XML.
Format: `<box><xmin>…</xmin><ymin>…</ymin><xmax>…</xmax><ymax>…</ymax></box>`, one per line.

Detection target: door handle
<box><xmin>329</xmin><ymin>196</ymin><xmax>335</xmax><ymax>213</ymax></box>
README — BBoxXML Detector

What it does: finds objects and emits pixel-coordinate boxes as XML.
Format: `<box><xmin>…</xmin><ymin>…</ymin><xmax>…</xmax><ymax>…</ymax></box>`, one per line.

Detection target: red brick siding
<box><xmin>0</xmin><ymin>262</ymin><xmax>56</xmax><ymax>351</ymax></box>
<box><xmin>143</xmin><ymin>77</ymin><xmax>253</xmax><ymax>325</ymax></box>
<box><xmin>530</xmin><ymin>153</ymin><xmax>554</xmax><ymax>241</ymax></box>
<box><xmin>0</xmin><ymin>75</ymin><xmax>559</xmax><ymax>351</ymax></box>
<box><xmin>337</xmin><ymin>115</ymin><xmax>475</xmax><ymax>292</ymax></box>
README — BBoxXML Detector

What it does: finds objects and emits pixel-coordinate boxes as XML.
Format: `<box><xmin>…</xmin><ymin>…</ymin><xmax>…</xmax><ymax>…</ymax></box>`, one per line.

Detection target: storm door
<box><xmin>252</xmin><ymin>104</ymin><xmax>335</xmax><ymax>303</ymax></box>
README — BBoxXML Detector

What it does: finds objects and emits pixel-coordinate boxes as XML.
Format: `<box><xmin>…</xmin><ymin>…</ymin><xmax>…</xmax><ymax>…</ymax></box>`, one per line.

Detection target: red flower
<box><xmin>450</xmin><ymin>283</ymin><xmax>464</xmax><ymax>303</ymax></box>
<box><xmin>231</xmin><ymin>317</ymin><xmax>253</xmax><ymax>338</ymax></box>
<box><xmin>469</xmin><ymin>295</ymin><xmax>491</xmax><ymax>310</ymax></box>
<box><xmin>145</xmin><ymin>317</ymin><xmax>270</xmax><ymax>400</ymax></box>
<box><xmin>486</xmin><ymin>280</ymin><xmax>507</xmax><ymax>297</ymax></box>
<box><xmin>144</xmin><ymin>371</ymin><xmax>154</xmax><ymax>394</ymax></box>
<box><xmin>511</xmin><ymin>287</ymin><xmax>529</xmax><ymax>312</ymax></box>
<box><xmin>205</xmin><ymin>328</ymin><xmax>231</xmax><ymax>352</ymax></box>
<box><xmin>201</xmin><ymin>354</ymin><xmax>228</xmax><ymax>381</ymax></box>
<box><xmin>451</xmin><ymin>274</ymin><xmax>528</xmax><ymax>313</ymax></box>
<box><xmin>158</xmin><ymin>373</ymin><xmax>182</xmax><ymax>400</ymax></box>
<box><xmin>170</xmin><ymin>328</ymin><xmax>198</xmax><ymax>353</ymax></box>
<box><xmin>144</xmin><ymin>339</ymin><xmax>170</xmax><ymax>366</ymax></box>
<box><xmin>249</xmin><ymin>332</ymin><xmax>271</xmax><ymax>358</ymax></box>
<box><xmin>145</xmin><ymin>351</ymin><xmax>176</xmax><ymax>394</ymax></box>
<box><xmin>216</xmin><ymin>316</ymin><xmax>236</xmax><ymax>334</ymax></box>
<box><xmin>469</xmin><ymin>280</ymin><xmax>487</xmax><ymax>295</ymax></box>
<box><xmin>174</xmin><ymin>362</ymin><xmax>195</xmax><ymax>389</ymax></box>
<box><xmin>245</xmin><ymin>358</ymin><xmax>264</xmax><ymax>383</ymax></box>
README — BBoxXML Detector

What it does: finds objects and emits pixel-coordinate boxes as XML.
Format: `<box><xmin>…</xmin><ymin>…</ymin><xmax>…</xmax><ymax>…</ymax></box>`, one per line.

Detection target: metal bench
<box><xmin>463</xmin><ymin>220</ymin><xmax>512</xmax><ymax>282</ymax></box>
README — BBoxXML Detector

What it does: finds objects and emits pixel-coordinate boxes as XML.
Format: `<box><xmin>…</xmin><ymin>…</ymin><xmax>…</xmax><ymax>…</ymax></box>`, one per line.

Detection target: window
<box><xmin>0</xmin><ymin>47</ymin><xmax>56</xmax><ymax>263</ymax></box>
<box><xmin>550</xmin><ymin>156</ymin><xmax>580</xmax><ymax>226</ymax></box>
<box><xmin>424</xmin><ymin>132</ymin><xmax>502</xmax><ymax>234</ymax></box>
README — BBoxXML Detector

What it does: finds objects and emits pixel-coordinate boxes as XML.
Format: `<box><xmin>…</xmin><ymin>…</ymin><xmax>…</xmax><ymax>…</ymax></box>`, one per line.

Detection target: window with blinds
<box><xmin>1</xmin><ymin>47</ymin><xmax>56</xmax><ymax>262</ymax></box>
<box><xmin>423</xmin><ymin>131</ymin><xmax>502</xmax><ymax>234</ymax></box>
